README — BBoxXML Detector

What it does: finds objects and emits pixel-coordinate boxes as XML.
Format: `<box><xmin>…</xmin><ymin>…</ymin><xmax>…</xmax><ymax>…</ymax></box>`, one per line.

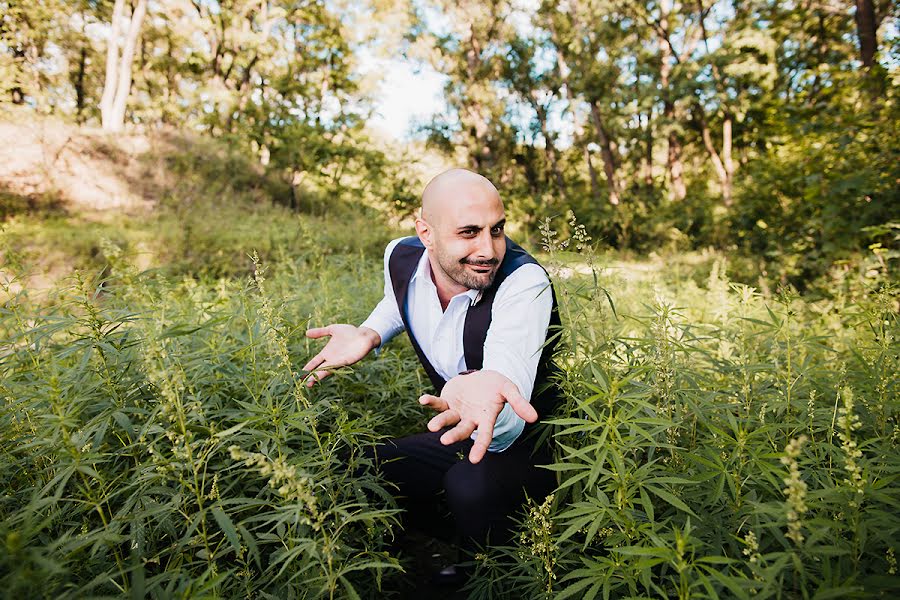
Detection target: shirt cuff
<box><xmin>359</xmin><ymin>315</ymin><xmax>402</xmax><ymax>352</ymax></box>
<box><xmin>481</xmin><ymin>402</ymin><xmax>526</xmax><ymax>452</ymax></box>
<box><xmin>481</xmin><ymin>358</ymin><xmax>534</xmax><ymax>403</ymax></box>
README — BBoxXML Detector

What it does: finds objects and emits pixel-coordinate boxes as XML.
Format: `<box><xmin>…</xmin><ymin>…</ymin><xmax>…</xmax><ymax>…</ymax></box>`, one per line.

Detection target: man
<box><xmin>302</xmin><ymin>168</ymin><xmax>560</xmax><ymax>581</ymax></box>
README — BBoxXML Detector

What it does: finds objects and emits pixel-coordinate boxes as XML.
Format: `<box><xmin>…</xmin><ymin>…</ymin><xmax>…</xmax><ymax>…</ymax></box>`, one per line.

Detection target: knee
<box><xmin>443</xmin><ymin>465</ymin><xmax>494</xmax><ymax>512</ymax></box>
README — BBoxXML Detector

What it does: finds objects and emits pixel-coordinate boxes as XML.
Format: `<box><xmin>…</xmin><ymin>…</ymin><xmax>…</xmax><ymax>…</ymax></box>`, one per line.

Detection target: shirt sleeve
<box><xmin>359</xmin><ymin>238</ymin><xmax>406</xmax><ymax>349</ymax></box>
<box><xmin>480</xmin><ymin>263</ymin><xmax>554</xmax><ymax>452</ymax></box>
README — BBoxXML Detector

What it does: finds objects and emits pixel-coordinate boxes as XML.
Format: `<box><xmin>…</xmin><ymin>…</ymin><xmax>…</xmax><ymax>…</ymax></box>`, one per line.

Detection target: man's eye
<box><xmin>491</xmin><ymin>226</ymin><xmax>503</xmax><ymax>236</ymax></box>
<box><xmin>461</xmin><ymin>230</ymin><xmax>476</xmax><ymax>237</ymax></box>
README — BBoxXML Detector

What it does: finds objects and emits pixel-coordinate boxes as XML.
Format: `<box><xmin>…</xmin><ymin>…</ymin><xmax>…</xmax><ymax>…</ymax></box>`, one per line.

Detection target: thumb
<box><xmin>501</xmin><ymin>380</ymin><xmax>538</xmax><ymax>423</ymax></box>
<box><xmin>419</xmin><ymin>394</ymin><xmax>450</xmax><ymax>412</ymax></box>
<box><xmin>305</xmin><ymin>369</ymin><xmax>332</xmax><ymax>388</ymax></box>
<box><xmin>306</xmin><ymin>325</ymin><xmax>332</xmax><ymax>339</ymax></box>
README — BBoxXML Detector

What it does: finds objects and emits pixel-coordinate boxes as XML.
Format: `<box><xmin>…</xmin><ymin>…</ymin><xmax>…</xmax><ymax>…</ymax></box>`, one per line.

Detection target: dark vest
<box><xmin>388</xmin><ymin>236</ymin><xmax>562</xmax><ymax>420</ymax></box>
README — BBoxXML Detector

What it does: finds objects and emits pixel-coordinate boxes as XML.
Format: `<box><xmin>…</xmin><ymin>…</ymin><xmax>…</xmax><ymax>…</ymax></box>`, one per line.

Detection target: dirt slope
<box><xmin>0</xmin><ymin>116</ymin><xmax>196</xmax><ymax>216</ymax></box>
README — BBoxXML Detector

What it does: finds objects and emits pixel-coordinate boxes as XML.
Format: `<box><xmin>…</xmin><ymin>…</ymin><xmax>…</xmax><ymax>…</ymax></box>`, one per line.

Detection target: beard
<box><xmin>434</xmin><ymin>248</ymin><xmax>500</xmax><ymax>291</ymax></box>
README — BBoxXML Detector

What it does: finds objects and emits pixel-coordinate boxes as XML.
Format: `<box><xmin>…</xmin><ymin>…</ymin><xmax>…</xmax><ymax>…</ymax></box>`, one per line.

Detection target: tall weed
<box><xmin>467</xmin><ymin>217</ymin><xmax>899</xmax><ymax>599</ymax></box>
<box><xmin>2</xmin><ymin>211</ymin><xmax>897</xmax><ymax>599</ymax></box>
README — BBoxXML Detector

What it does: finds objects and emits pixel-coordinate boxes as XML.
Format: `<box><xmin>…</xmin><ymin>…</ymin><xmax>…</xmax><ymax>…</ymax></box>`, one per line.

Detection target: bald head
<box><xmin>414</xmin><ymin>168</ymin><xmax>507</xmax><ymax>294</ymax></box>
<box><xmin>421</xmin><ymin>168</ymin><xmax>501</xmax><ymax>226</ymax></box>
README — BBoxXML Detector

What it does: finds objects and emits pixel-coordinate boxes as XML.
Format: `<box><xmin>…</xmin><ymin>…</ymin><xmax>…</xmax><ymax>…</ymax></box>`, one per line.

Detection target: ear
<box><xmin>415</xmin><ymin>217</ymin><xmax>434</xmax><ymax>248</ymax></box>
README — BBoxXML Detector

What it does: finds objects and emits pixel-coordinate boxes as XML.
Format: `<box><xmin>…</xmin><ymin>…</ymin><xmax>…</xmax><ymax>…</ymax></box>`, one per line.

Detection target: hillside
<box><xmin>1</xmin><ymin>118</ymin><xmax>199</xmax><ymax>215</ymax></box>
<box><xmin>0</xmin><ymin>117</ymin><xmax>400</xmax><ymax>298</ymax></box>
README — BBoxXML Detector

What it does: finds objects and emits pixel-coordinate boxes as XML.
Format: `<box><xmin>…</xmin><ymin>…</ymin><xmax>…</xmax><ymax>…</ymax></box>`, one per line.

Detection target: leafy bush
<box><xmin>729</xmin><ymin>99</ymin><xmax>899</xmax><ymax>289</ymax></box>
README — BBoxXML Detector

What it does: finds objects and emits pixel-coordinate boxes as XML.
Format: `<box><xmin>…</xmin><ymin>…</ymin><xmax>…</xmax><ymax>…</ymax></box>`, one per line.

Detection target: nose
<box><xmin>474</xmin><ymin>230</ymin><xmax>495</xmax><ymax>260</ymax></box>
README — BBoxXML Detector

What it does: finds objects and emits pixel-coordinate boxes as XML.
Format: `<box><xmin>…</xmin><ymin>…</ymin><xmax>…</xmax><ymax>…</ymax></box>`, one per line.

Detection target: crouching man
<box><xmin>303</xmin><ymin>168</ymin><xmax>560</xmax><ymax>583</ymax></box>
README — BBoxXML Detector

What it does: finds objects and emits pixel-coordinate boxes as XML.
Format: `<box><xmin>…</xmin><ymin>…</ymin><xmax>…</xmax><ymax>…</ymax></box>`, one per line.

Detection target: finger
<box><xmin>305</xmin><ymin>369</ymin><xmax>331</xmax><ymax>387</ymax></box>
<box><xmin>468</xmin><ymin>416</ymin><xmax>496</xmax><ymax>465</ymax></box>
<box><xmin>302</xmin><ymin>354</ymin><xmax>327</xmax><ymax>373</ymax></box>
<box><xmin>305</xmin><ymin>326</ymin><xmax>332</xmax><ymax>339</ymax></box>
<box><xmin>427</xmin><ymin>409</ymin><xmax>460</xmax><ymax>432</ymax></box>
<box><xmin>418</xmin><ymin>394</ymin><xmax>450</xmax><ymax>412</ymax></box>
<box><xmin>440</xmin><ymin>421</ymin><xmax>476</xmax><ymax>446</ymax></box>
<box><xmin>502</xmin><ymin>380</ymin><xmax>538</xmax><ymax>423</ymax></box>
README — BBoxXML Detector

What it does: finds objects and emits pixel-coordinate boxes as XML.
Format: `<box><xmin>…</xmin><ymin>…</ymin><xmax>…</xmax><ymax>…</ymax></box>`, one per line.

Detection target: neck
<box><xmin>427</xmin><ymin>255</ymin><xmax>467</xmax><ymax>312</ymax></box>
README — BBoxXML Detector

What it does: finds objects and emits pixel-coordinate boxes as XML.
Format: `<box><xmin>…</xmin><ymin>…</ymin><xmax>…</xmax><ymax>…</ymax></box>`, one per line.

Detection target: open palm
<box><xmin>302</xmin><ymin>324</ymin><xmax>380</xmax><ymax>387</ymax></box>
<box><xmin>418</xmin><ymin>370</ymin><xmax>538</xmax><ymax>464</ymax></box>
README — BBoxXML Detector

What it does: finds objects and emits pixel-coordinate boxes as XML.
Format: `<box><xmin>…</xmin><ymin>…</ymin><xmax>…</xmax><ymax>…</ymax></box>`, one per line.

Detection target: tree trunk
<box><xmin>513</xmin><ymin>148</ymin><xmax>540</xmax><ymax>196</ymax></box>
<box><xmin>552</xmin><ymin>38</ymin><xmax>600</xmax><ymax>201</ymax></box>
<box><xmin>534</xmin><ymin>101</ymin><xmax>566</xmax><ymax>199</ymax></box>
<box><xmin>589</xmin><ymin>100</ymin><xmax>622</xmax><ymax>206</ymax></box>
<box><xmin>290</xmin><ymin>170</ymin><xmax>304</xmax><ymax>212</ymax></box>
<box><xmin>695</xmin><ymin>1</ymin><xmax>734</xmax><ymax>206</ymax></box>
<box><xmin>109</xmin><ymin>0</ymin><xmax>148</xmax><ymax>129</ymax></box>
<box><xmin>696</xmin><ymin>106</ymin><xmax>733</xmax><ymax>207</ymax></box>
<box><xmin>854</xmin><ymin>0</ymin><xmax>877</xmax><ymax>67</ymax></box>
<box><xmin>657</xmin><ymin>1</ymin><xmax>687</xmax><ymax>201</ymax></box>
<box><xmin>722</xmin><ymin>113</ymin><xmax>733</xmax><ymax>206</ymax></box>
<box><xmin>10</xmin><ymin>45</ymin><xmax>26</xmax><ymax>103</ymax></box>
<box><xmin>74</xmin><ymin>46</ymin><xmax>87</xmax><ymax>123</ymax></box>
<box><xmin>227</xmin><ymin>55</ymin><xmax>259</xmax><ymax>133</ymax></box>
<box><xmin>464</xmin><ymin>25</ymin><xmax>492</xmax><ymax>171</ymax></box>
<box><xmin>584</xmin><ymin>146</ymin><xmax>600</xmax><ymax>200</ymax></box>
<box><xmin>642</xmin><ymin>110</ymin><xmax>654</xmax><ymax>186</ymax></box>
<box><xmin>100</xmin><ymin>0</ymin><xmax>125</xmax><ymax>129</ymax></box>
<box><xmin>666</xmin><ymin>130</ymin><xmax>687</xmax><ymax>201</ymax></box>
<box><xmin>466</xmin><ymin>103</ymin><xmax>492</xmax><ymax>171</ymax></box>
<box><xmin>100</xmin><ymin>0</ymin><xmax>148</xmax><ymax>132</ymax></box>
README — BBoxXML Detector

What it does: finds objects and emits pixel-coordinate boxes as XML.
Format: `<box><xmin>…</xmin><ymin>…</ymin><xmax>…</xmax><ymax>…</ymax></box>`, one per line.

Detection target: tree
<box><xmin>689</xmin><ymin>0</ymin><xmax>775</xmax><ymax>207</ymax></box>
<box><xmin>854</xmin><ymin>0</ymin><xmax>878</xmax><ymax>67</ymax></box>
<box><xmin>534</xmin><ymin>1</ymin><xmax>636</xmax><ymax>207</ymax></box>
<box><xmin>409</xmin><ymin>0</ymin><xmax>517</xmax><ymax>177</ymax></box>
<box><xmin>1</xmin><ymin>0</ymin><xmax>78</xmax><ymax>109</ymax></box>
<box><xmin>549</xmin><ymin>24</ymin><xmax>601</xmax><ymax>201</ymax></box>
<box><xmin>99</xmin><ymin>0</ymin><xmax>147</xmax><ymax>131</ymax></box>
<box><xmin>548</xmin><ymin>0</ymin><xmax>629</xmax><ymax>206</ymax></box>
<box><xmin>502</xmin><ymin>37</ymin><xmax>567</xmax><ymax>200</ymax></box>
<box><xmin>642</xmin><ymin>0</ymin><xmax>701</xmax><ymax>202</ymax></box>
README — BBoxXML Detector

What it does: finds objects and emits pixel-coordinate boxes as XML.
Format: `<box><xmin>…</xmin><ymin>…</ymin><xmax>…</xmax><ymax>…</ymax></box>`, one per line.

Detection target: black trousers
<box><xmin>367</xmin><ymin>427</ymin><xmax>556</xmax><ymax>549</ymax></box>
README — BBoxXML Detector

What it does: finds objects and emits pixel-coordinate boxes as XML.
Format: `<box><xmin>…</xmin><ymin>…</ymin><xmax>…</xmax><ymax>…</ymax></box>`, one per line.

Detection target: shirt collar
<box><xmin>413</xmin><ymin>247</ymin><xmax>483</xmax><ymax>306</ymax></box>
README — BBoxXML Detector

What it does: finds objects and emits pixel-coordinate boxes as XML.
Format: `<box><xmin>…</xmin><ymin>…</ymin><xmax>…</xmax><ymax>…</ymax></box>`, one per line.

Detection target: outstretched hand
<box><xmin>302</xmin><ymin>324</ymin><xmax>380</xmax><ymax>387</ymax></box>
<box><xmin>418</xmin><ymin>370</ymin><xmax>538</xmax><ymax>464</ymax></box>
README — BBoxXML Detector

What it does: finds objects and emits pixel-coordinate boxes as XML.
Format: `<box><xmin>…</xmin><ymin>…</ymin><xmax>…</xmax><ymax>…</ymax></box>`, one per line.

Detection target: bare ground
<box><xmin>0</xmin><ymin>118</ymin><xmax>178</xmax><ymax>216</ymax></box>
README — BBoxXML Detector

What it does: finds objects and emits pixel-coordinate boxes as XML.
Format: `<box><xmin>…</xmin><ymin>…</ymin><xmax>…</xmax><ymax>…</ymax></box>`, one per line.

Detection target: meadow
<box><xmin>1</xmin><ymin>143</ymin><xmax>898</xmax><ymax>599</ymax></box>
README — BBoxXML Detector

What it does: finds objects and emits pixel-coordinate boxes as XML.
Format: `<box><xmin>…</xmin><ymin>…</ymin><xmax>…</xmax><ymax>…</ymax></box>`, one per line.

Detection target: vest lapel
<box><xmin>463</xmin><ymin>237</ymin><xmax>534</xmax><ymax>370</ymax></box>
<box><xmin>462</xmin><ymin>237</ymin><xmax>562</xmax><ymax>422</ymax></box>
<box><xmin>388</xmin><ymin>238</ymin><xmax>448</xmax><ymax>393</ymax></box>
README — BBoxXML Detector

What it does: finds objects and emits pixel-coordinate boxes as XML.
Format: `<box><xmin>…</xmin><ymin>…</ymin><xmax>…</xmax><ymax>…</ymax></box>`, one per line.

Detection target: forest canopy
<box><xmin>2</xmin><ymin>0</ymin><xmax>897</xmax><ymax>289</ymax></box>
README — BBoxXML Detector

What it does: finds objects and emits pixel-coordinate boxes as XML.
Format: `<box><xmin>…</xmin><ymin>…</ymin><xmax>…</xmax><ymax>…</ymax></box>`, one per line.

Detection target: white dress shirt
<box><xmin>360</xmin><ymin>237</ymin><xmax>554</xmax><ymax>452</ymax></box>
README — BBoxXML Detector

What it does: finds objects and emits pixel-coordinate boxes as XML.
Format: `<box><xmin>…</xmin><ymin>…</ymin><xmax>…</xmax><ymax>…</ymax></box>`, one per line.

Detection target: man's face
<box><xmin>421</xmin><ymin>182</ymin><xmax>507</xmax><ymax>291</ymax></box>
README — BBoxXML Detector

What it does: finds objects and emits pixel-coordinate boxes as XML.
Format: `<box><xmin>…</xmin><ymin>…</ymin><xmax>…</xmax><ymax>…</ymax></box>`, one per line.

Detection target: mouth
<box><xmin>467</xmin><ymin>264</ymin><xmax>494</xmax><ymax>274</ymax></box>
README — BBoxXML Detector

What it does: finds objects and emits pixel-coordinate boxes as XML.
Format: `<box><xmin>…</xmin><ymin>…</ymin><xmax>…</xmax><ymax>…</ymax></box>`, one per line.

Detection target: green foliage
<box><xmin>0</xmin><ymin>240</ymin><xmax>422</xmax><ymax>598</ymax></box>
<box><xmin>408</xmin><ymin>0</ymin><xmax>900</xmax><ymax>286</ymax></box>
<box><xmin>4</xmin><ymin>0</ymin><xmax>898</xmax><ymax>289</ymax></box>
<box><xmin>731</xmin><ymin>91</ymin><xmax>900</xmax><ymax>288</ymax></box>
<box><xmin>3</xmin><ymin>208</ymin><xmax>898</xmax><ymax>598</ymax></box>
<box><xmin>463</xmin><ymin>223</ymin><xmax>900</xmax><ymax>598</ymax></box>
